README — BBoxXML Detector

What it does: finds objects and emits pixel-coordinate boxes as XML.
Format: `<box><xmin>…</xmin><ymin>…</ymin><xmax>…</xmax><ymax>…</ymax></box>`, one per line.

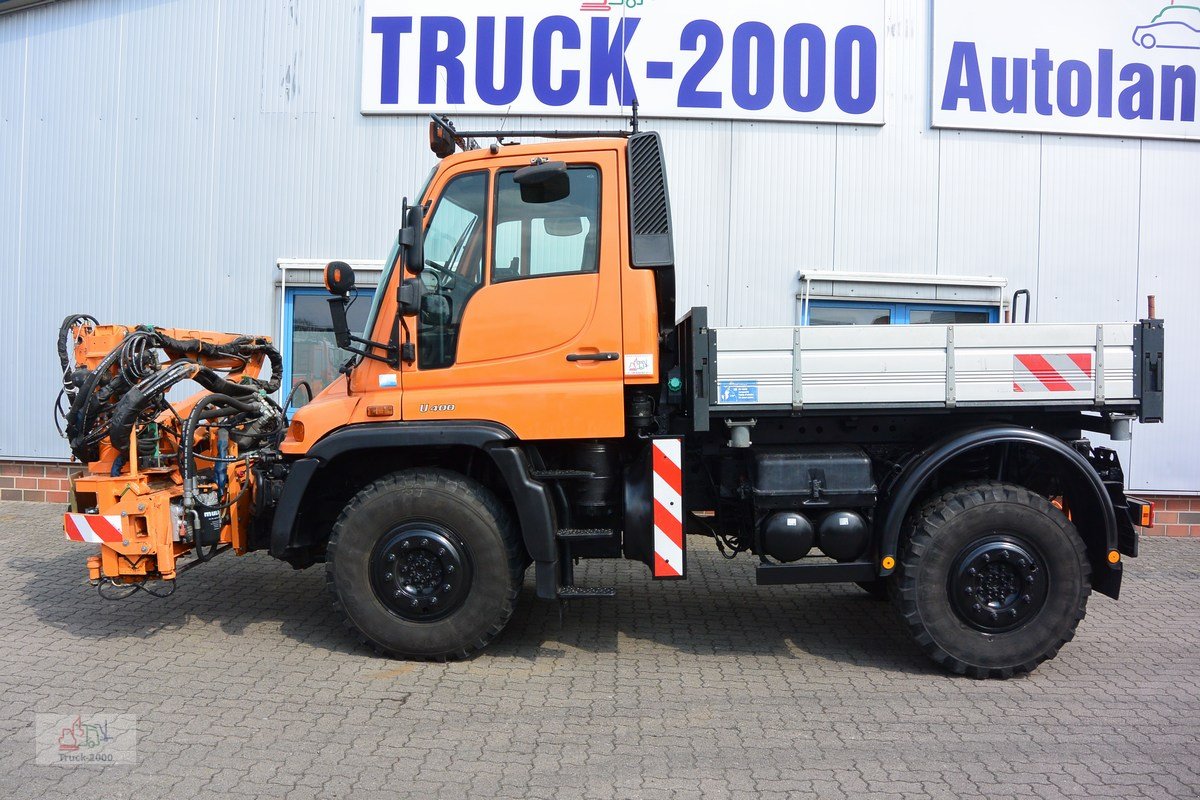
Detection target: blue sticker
<box><xmin>718</xmin><ymin>380</ymin><xmax>759</xmax><ymax>404</ymax></box>
<box><xmin>379</xmin><ymin>373</ymin><xmax>398</xmax><ymax>388</ymax></box>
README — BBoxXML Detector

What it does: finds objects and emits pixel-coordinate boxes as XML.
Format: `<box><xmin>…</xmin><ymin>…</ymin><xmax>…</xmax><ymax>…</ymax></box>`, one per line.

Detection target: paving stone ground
<box><xmin>0</xmin><ymin>501</ymin><xmax>1197</xmax><ymax>799</ymax></box>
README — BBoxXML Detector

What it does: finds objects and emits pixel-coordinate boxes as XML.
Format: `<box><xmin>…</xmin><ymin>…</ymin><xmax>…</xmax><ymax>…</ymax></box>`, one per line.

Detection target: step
<box><xmin>556</xmin><ymin>586</ymin><xmax>616</xmax><ymax>600</ymax></box>
<box><xmin>555</xmin><ymin>528</ymin><xmax>617</xmax><ymax>541</ymax></box>
<box><xmin>530</xmin><ymin>469</ymin><xmax>595</xmax><ymax>480</ymax></box>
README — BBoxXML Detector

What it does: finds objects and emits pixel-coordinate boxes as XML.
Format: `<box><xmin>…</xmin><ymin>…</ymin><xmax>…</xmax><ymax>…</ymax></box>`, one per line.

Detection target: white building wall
<box><xmin>0</xmin><ymin>0</ymin><xmax>1195</xmax><ymax>492</ymax></box>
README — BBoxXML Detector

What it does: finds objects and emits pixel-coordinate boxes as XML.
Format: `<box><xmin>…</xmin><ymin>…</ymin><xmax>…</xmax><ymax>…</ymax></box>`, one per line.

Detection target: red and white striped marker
<box><xmin>1013</xmin><ymin>353</ymin><xmax>1094</xmax><ymax>393</ymax></box>
<box><xmin>652</xmin><ymin>438</ymin><xmax>685</xmax><ymax>579</ymax></box>
<box><xmin>64</xmin><ymin>513</ymin><xmax>124</xmax><ymax>544</ymax></box>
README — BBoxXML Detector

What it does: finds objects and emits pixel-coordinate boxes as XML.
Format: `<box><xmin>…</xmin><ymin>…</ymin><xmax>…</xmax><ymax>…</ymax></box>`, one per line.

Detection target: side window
<box><xmin>418</xmin><ymin>171</ymin><xmax>488</xmax><ymax>370</ymax></box>
<box><xmin>809</xmin><ymin>303</ymin><xmax>893</xmax><ymax>326</ymax></box>
<box><xmin>492</xmin><ymin>167</ymin><xmax>600</xmax><ymax>283</ymax></box>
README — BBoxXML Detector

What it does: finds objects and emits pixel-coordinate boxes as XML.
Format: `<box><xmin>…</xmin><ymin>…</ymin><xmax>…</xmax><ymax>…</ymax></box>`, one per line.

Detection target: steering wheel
<box><xmin>422</xmin><ymin>259</ymin><xmax>457</xmax><ymax>291</ymax></box>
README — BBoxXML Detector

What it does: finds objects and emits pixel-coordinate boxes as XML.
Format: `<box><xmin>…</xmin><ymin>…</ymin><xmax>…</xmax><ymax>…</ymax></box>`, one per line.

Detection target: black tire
<box><xmin>855</xmin><ymin>580</ymin><xmax>890</xmax><ymax>600</ymax></box>
<box><xmin>326</xmin><ymin>469</ymin><xmax>524</xmax><ymax>660</ymax></box>
<box><xmin>892</xmin><ymin>481</ymin><xmax>1091</xmax><ymax>679</ymax></box>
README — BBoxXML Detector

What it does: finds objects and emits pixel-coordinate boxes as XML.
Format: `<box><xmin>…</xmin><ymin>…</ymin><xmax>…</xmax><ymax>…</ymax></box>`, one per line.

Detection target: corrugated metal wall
<box><xmin>1</xmin><ymin>0</ymin><xmax>1196</xmax><ymax>492</ymax></box>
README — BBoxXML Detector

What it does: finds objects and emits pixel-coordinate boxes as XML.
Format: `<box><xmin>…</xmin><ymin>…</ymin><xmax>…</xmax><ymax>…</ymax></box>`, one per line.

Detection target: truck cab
<box><xmin>281</xmin><ymin>136</ymin><xmax>663</xmax><ymax>450</ymax></box>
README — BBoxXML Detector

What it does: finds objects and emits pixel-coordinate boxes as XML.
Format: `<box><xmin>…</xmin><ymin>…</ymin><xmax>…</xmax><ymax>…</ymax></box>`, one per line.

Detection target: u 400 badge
<box><xmin>419</xmin><ymin>404</ymin><xmax>456</xmax><ymax>413</ymax></box>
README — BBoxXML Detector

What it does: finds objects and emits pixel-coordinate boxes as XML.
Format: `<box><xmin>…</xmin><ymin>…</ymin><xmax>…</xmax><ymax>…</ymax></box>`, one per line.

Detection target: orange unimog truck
<box><xmin>57</xmin><ymin>117</ymin><xmax>1163</xmax><ymax>678</ymax></box>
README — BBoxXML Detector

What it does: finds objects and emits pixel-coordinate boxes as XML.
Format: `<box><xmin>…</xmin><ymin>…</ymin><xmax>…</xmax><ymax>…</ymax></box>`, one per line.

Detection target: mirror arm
<box><xmin>327</xmin><ymin>297</ymin><xmax>400</xmax><ymax>368</ymax></box>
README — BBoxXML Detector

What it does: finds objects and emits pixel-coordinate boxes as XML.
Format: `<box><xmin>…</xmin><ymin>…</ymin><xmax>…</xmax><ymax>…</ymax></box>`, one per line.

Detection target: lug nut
<box><xmin>394</xmin><ymin>590</ymin><xmax>403</xmax><ymax>598</ymax></box>
<box><xmin>387</xmin><ymin>553</ymin><xmax>396</xmax><ymax>561</ymax></box>
<box><xmin>446</xmin><ymin>565</ymin><xmax>454</xmax><ymax>573</ymax></box>
<box><xmin>385</xmin><ymin>573</ymin><xmax>393</xmax><ymax>581</ymax></box>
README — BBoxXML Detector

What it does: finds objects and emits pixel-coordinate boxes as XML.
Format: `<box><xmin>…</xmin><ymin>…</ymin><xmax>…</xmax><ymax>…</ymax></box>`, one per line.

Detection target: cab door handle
<box><xmin>567</xmin><ymin>352</ymin><xmax>620</xmax><ymax>362</ymax></box>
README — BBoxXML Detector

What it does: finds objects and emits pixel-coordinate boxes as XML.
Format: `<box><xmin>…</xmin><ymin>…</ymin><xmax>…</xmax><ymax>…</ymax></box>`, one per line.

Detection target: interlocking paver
<box><xmin>0</xmin><ymin>500</ymin><xmax>1197</xmax><ymax>799</ymax></box>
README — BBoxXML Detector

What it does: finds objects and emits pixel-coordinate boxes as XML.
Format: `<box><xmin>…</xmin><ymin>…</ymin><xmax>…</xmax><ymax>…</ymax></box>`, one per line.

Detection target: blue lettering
<box><xmin>1057</xmin><ymin>60</ymin><xmax>1092</xmax><ymax>118</ymax></box>
<box><xmin>732</xmin><ymin>22</ymin><xmax>774</xmax><ymax>111</ymax></box>
<box><xmin>991</xmin><ymin>57</ymin><xmax>1028</xmax><ymax>114</ymax></box>
<box><xmin>533</xmin><ymin>16</ymin><xmax>580</xmax><ymax>107</ymax></box>
<box><xmin>942</xmin><ymin>41</ymin><xmax>984</xmax><ymax>112</ymax></box>
<box><xmin>1098</xmin><ymin>49</ymin><xmax>1114</xmax><ymax>118</ymax></box>
<box><xmin>1032</xmin><ymin>48</ymin><xmax>1054</xmax><ymax>116</ymax></box>
<box><xmin>1162</xmin><ymin>65</ymin><xmax>1197</xmax><ymax>122</ymax></box>
<box><xmin>1119</xmin><ymin>63</ymin><xmax>1155</xmax><ymax>120</ymax></box>
<box><xmin>419</xmin><ymin>17</ymin><xmax>467</xmax><ymax>104</ymax></box>
<box><xmin>679</xmin><ymin>20</ymin><xmax>723</xmax><ymax>109</ymax></box>
<box><xmin>782</xmin><ymin>24</ymin><xmax>825</xmax><ymax>113</ymax></box>
<box><xmin>372</xmin><ymin>16</ymin><xmax>412</xmax><ymax>106</ymax></box>
<box><xmin>833</xmin><ymin>26</ymin><xmax>877</xmax><ymax>115</ymax></box>
<box><xmin>590</xmin><ymin>17</ymin><xmax>640</xmax><ymax>106</ymax></box>
<box><xmin>476</xmin><ymin>18</ymin><xmax>523</xmax><ymax>106</ymax></box>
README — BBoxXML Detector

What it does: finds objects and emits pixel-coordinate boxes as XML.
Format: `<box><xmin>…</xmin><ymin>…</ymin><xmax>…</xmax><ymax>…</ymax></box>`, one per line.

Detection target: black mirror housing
<box><xmin>398</xmin><ymin>276</ymin><xmax>422</xmax><ymax>317</ymax></box>
<box><xmin>399</xmin><ymin>202</ymin><xmax>425</xmax><ymax>275</ymax></box>
<box><xmin>514</xmin><ymin>161</ymin><xmax>571</xmax><ymax>204</ymax></box>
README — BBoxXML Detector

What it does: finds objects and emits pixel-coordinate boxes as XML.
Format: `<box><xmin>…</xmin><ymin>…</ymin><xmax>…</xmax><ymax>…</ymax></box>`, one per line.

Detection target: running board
<box><xmin>556</xmin><ymin>586</ymin><xmax>617</xmax><ymax>600</ymax></box>
<box><xmin>555</xmin><ymin>528</ymin><xmax>616</xmax><ymax>541</ymax></box>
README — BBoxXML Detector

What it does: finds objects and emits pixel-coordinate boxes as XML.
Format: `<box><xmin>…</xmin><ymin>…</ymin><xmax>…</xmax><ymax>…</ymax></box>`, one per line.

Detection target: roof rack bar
<box><xmin>450</xmin><ymin>129</ymin><xmax>634</xmax><ymax>141</ymax></box>
<box><xmin>430</xmin><ymin>101</ymin><xmax>640</xmax><ymax>152</ymax></box>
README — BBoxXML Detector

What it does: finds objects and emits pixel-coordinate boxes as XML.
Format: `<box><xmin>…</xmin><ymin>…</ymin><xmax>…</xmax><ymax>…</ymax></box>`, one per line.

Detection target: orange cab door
<box><xmin>401</xmin><ymin>151</ymin><xmax>626</xmax><ymax>441</ymax></box>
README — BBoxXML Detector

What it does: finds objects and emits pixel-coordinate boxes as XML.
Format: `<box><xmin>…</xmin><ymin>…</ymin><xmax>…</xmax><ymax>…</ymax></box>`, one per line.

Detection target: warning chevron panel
<box><xmin>1013</xmin><ymin>353</ymin><xmax>1094</xmax><ymax>394</ymax></box>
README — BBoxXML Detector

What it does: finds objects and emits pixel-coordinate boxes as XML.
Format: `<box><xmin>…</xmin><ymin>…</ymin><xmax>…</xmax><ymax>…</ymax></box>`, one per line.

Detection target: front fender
<box><xmin>268</xmin><ymin>421</ymin><xmax>555</xmax><ymax>575</ymax></box>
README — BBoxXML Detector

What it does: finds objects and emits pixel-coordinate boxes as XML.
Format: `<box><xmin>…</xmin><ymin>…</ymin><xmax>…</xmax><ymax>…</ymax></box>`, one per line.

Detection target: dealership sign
<box><xmin>933</xmin><ymin>0</ymin><xmax>1200</xmax><ymax>141</ymax></box>
<box><xmin>361</xmin><ymin>0</ymin><xmax>885</xmax><ymax>124</ymax></box>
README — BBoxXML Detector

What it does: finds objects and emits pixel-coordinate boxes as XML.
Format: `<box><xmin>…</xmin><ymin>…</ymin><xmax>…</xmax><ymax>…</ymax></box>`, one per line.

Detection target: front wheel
<box><xmin>892</xmin><ymin>481</ymin><xmax>1091</xmax><ymax>679</ymax></box>
<box><xmin>326</xmin><ymin>469</ymin><xmax>524</xmax><ymax>660</ymax></box>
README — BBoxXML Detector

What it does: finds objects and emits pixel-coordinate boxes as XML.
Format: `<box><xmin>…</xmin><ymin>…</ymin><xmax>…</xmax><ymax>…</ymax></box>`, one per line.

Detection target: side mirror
<box><xmin>514</xmin><ymin>161</ymin><xmax>570</xmax><ymax>204</ymax></box>
<box><xmin>324</xmin><ymin>261</ymin><xmax>356</xmax><ymax>297</ymax></box>
<box><xmin>399</xmin><ymin>202</ymin><xmax>425</xmax><ymax>275</ymax></box>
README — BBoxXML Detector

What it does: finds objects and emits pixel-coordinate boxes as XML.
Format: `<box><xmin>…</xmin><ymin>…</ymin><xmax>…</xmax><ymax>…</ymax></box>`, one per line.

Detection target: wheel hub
<box><xmin>370</xmin><ymin>524</ymin><xmax>472</xmax><ymax>621</ymax></box>
<box><xmin>949</xmin><ymin>535</ymin><xmax>1049</xmax><ymax>633</ymax></box>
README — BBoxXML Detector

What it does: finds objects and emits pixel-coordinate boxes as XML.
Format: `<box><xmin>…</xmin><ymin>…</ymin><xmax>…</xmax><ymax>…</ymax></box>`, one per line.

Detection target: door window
<box><xmin>418</xmin><ymin>171</ymin><xmax>488</xmax><ymax>370</ymax></box>
<box><xmin>492</xmin><ymin>167</ymin><xmax>601</xmax><ymax>283</ymax></box>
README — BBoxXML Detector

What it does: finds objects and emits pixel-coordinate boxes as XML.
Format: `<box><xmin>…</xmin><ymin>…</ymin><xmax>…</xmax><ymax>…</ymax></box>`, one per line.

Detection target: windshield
<box><xmin>359</xmin><ymin>168</ymin><xmax>438</xmax><ymax>341</ymax></box>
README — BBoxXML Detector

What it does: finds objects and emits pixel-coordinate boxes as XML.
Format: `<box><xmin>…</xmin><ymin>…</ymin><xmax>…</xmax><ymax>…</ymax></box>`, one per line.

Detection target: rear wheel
<box><xmin>326</xmin><ymin>469</ymin><xmax>523</xmax><ymax>660</ymax></box>
<box><xmin>892</xmin><ymin>481</ymin><xmax>1091</xmax><ymax>679</ymax></box>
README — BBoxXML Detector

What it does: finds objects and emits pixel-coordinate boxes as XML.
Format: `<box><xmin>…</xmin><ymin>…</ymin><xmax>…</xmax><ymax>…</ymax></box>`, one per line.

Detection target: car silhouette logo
<box><xmin>1133</xmin><ymin>4</ymin><xmax>1200</xmax><ymax>49</ymax></box>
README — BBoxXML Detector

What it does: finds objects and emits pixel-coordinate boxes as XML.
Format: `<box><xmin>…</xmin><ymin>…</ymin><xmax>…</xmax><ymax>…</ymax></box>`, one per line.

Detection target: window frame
<box><xmin>416</xmin><ymin>168</ymin><xmax>492</xmax><ymax>372</ymax></box>
<box><xmin>281</xmin><ymin>286</ymin><xmax>372</xmax><ymax>411</ymax></box>
<box><xmin>489</xmin><ymin>163</ymin><xmax>604</xmax><ymax>284</ymax></box>
<box><xmin>804</xmin><ymin>299</ymin><xmax>999</xmax><ymax>326</ymax></box>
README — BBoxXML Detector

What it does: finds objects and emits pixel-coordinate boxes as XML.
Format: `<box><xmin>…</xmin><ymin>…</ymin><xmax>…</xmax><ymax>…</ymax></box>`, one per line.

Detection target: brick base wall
<box><xmin>1141</xmin><ymin>495</ymin><xmax>1200</xmax><ymax>538</ymax></box>
<box><xmin>1</xmin><ymin>458</ymin><xmax>1197</xmax><ymax>537</ymax></box>
<box><xmin>0</xmin><ymin>460</ymin><xmax>84</xmax><ymax>504</ymax></box>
